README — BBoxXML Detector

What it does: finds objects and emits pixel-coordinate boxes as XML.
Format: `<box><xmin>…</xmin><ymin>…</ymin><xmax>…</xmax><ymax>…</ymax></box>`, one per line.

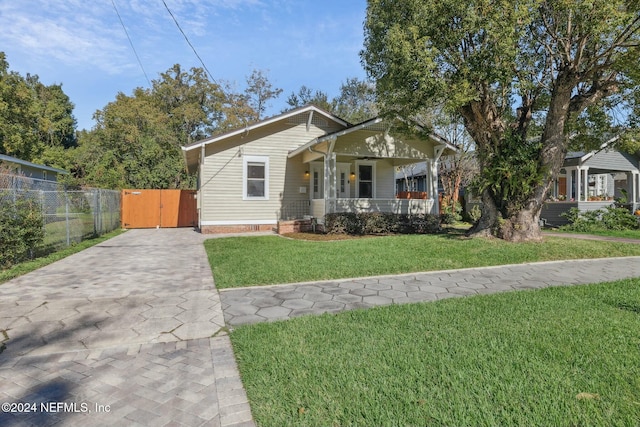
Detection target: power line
<box><xmin>161</xmin><ymin>0</ymin><xmax>218</xmax><ymax>86</ymax></box>
<box><xmin>111</xmin><ymin>0</ymin><xmax>151</xmax><ymax>86</ymax></box>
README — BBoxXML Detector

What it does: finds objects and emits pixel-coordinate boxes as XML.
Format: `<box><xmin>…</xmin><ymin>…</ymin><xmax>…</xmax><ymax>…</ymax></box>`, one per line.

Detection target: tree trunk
<box><xmin>467</xmin><ymin>188</ymin><xmax>544</xmax><ymax>242</ymax></box>
<box><xmin>463</xmin><ymin>74</ymin><xmax>578</xmax><ymax>243</ymax></box>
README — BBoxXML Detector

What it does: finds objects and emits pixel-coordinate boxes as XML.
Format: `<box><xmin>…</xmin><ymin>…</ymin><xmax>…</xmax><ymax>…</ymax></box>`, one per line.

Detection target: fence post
<box><xmin>95</xmin><ymin>190</ymin><xmax>102</xmax><ymax>236</ymax></box>
<box><xmin>65</xmin><ymin>189</ymin><xmax>70</xmax><ymax>247</ymax></box>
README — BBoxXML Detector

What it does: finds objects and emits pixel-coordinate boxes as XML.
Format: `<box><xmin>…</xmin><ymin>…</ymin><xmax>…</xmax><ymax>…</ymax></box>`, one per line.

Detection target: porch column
<box><xmin>583</xmin><ymin>167</ymin><xmax>590</xmax><ymax>201</ymax></box>
<box><xmin>323</xmin><ymin>153</ymin><xmax>337</xmax><ymax>212</ymax></box>
<box><xmin>632</xmin><ymin>171</ymin><xmax>639</xmax><ymax>204</ymax></box>
<box><xmin>576</xmin><ymin>167</ymin><xmax>589</xmax><ymax>201</ymax></box>
<box><xmin>429</xmin><ymin>159</ymin><xmax>439</xmax><ymax>215</ymax></box>
<box><xmin>566</xmin><ymin>167</ymin><xmax>574</xmax><ymax>200</ymax></box>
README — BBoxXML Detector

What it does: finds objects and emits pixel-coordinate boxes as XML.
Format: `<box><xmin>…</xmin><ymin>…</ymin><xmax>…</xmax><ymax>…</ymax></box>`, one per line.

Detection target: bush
<box><xmin>464</xmin><ymin>204</ymin><xmax>482</xmax><ymax>224</ymax></box>
<box><xmin>601</xmin><ymin>206</ymin><xmax>640</xmax><ymax>230</ymax></box>
<box><xmin>440</xmin><ymin>212</ymin><xmax>457</xmax><ymax>224</ymax></box>
<box><xmin>560</xmin><ymin>206</ymin><xmax>640</xmax><ymax>232</ymax></box>
<box><xmin>324</xmin><ymin>212</ymin><xmax>441</xmax><ymax>235</ymax></box>
<box><xmin>0</xmin><ymin>193</ymin><xmax>45</xmax><ymax>269</ymax></box>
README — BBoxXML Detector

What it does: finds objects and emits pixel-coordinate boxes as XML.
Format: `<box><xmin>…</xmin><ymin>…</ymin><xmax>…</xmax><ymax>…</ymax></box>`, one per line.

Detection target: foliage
<box><xmin>285</xmin><ymin>77</ymin><xmax>379</xmax><ymax>124</ymax></box>
<box><xmin>561</xmin><ymin>206</ymin><xmax>640</xmax><ymax>232</ymax></box>
<box><xmin>332</xmin><ymin>77</ymin><xmax>378</xmax><ymax>123</ymax></box>
<box><xmin>285</xmin><ymin>85</ymin><xmax>333</xmax><ymax>112</ymax></box>
<box><xmin>466</xmin><ymin>204</ymin><xmax>482</xmax><ymax>224</ymax></box>
<box><xmin>436</xmin><ymin>112</ymin><xmax>477</xmax><ymax>217</ymax></box>
<box><xmin>472</xmin><ymin>130</ymin><xmax>546</xmax><ymax>215</ymax></box>
<box><xmin>0</xmin><ymin>191</ymin><xmax>44</xmax><ymax>269</ymax></box>
<box><xmin>0</xmin><ymin>52</ymin><xmax>76</xmax><ymax>163</ymax></box>
<box><xmin>323</xmin><ymin>212</ymin><xmax>441</xmax><ymax>235</ymax></box>
<box><xmin>362</xmin><ymin>0</ymin><xmax>640</xmax><ymax>241</ymax></box>
<box><xmin>244</xmin><ymin>69</ymin><xmax>283</xmax><ymax>121</ymax></box>
<box><xmin>70</xmin><ymin>64</ymin><xmax>259</xmax><ymax>189</ymax></box>
<box><xmin>439</xmin><ymin>211</ymin><xmax>457</xmax><ymax>225</ymax></box>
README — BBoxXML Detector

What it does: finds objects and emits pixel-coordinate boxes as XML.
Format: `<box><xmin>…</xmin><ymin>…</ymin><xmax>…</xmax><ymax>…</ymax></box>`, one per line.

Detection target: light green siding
<box><xmin>200</xmin><ymin>122</ymin><xmax>328</xmax><ymax>225</ymax></box>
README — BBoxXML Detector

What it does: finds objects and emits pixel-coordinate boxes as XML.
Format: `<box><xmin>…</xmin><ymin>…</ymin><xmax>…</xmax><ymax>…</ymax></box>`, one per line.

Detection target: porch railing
<box><xmin>308</xmin><ymin>198</ymin><xmax>436</xmax><ymax>223</ymax></box>
<box><xmin>279</xmin><ymin>200</ymin><xmax>311</xmax><ymax>220</ymax></box>
<box><xmin>328</xmin><ymin>198</ymin><xmax>433</xmax><ymax>215</ymax></box>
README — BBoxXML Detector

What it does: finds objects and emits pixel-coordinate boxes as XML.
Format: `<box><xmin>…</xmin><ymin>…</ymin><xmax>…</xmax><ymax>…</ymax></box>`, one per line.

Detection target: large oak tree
<box><xmin>362</xmin><ymin>0</ymin><xmax>640</xmax><ymax>241</ymax></box>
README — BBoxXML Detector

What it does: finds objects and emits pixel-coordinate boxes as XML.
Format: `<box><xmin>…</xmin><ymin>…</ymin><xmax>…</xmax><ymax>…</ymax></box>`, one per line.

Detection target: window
<box><xmin>243</xmin><ymin>156</ymin><xmax>269</xmax><ymax>200</ymax></box>
<box><xmin>358</xmin><ymin>164</ymin><xmax>374</xmax><ymax>198</ymax></box>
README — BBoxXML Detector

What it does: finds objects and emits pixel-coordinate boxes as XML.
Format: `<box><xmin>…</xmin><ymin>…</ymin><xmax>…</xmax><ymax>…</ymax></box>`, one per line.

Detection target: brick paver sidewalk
<box><xmin>220</xmin><ymin>256</ymin><xmax>640</xmax><ymax>326</ymax></box>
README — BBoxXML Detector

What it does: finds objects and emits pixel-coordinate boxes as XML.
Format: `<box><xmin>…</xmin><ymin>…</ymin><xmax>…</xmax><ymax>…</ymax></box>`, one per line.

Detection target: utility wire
<box><xmin>161</xmin><ymin>0</ymin><xmax>218</xmax><ymax>86</ymax></box>
<box><xmin>111</xmin><ymin>0</ymin><xmax>151</xmax><ymax>86</ymax></box>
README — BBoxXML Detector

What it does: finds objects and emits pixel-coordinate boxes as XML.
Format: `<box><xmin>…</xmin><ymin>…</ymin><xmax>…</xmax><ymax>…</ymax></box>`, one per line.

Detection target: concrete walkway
<box><xmin>0</xmin><ymin>229</ymin><xmax>254</xmax><ymax>427</ymax></box>
<box><xmin>220</xmin><ymin>256</ymin><xmax>640</xmax><ymax>326</ymax></box>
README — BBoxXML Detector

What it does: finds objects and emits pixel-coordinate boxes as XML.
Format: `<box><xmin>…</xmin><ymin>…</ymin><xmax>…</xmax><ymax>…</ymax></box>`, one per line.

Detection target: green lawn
<box><xmin>230</xmin><ymin>278</ymin><xmax>640</xmax><ymax>426</ymax></box>
<box><xmin>205</xmin><ymin>234</ymin><xmax>640</xmax><ymax>288</ymax></box>
<box><xmin>553</xmin><ymin>228</ymin><xmax>640</xmax><ymax>240</ymax></box>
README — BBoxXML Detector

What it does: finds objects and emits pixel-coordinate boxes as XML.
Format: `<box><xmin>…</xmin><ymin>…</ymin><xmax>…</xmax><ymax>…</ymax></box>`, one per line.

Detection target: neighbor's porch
<box><xmin>541</xmin><ymin>165</ymin><xmax>640</xmax><ymax>226</ymax></box>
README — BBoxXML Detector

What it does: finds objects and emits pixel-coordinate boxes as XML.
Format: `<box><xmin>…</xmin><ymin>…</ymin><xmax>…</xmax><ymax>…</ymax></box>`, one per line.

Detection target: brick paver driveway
<box><xmin>0</xmin><ymin>229</ymin><xmax>254</xmax><ymax>427</ymax></box>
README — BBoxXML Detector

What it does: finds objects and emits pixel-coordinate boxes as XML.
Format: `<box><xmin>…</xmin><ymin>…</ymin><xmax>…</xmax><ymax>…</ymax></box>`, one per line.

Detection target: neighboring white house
<box><xmin>182</xmin><ymin>105</ymin><xmax>456</xmax><ymax>234</ymax></box>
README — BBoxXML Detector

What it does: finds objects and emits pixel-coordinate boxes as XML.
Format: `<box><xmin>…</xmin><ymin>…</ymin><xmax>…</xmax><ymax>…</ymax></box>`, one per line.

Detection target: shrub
<box><xmin>324</xmin><ymin>212</ymin><xmax>440</xmax><ymax>235</ymax></box>
<box><xmin>463</xmin><ymin>204</ymin><xmax>482</xmax><ymax>224</ymax></box>
<box><xmin>0</xmin><ymin>193</ymin><xmax>45</xmax><ymax>269</ymax></box>
<box><xmin>601</xmin><ymin>206</ymin><xmax>640</xmax><ymax>230</ymax></box>
<box><xmin>440</xmin><ymin>212</ymin><xmax>457</xmax><ymax>224</ymax></box>
<box><xmin>560</xmin><ymin>206</ymin><xmax>639</xmax><ymax>232</ymax></box>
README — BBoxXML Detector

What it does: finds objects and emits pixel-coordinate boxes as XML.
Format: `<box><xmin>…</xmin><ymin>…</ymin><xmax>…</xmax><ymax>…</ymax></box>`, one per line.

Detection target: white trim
<box><xmin>201</xmin><ymin>220</ymin><xmax>278</xmax><ymax>226</ymax></box>
<box><xmin>242</xmin><ymin>155</ymin><xmax>269</xmax><ymax>200</ymax></box>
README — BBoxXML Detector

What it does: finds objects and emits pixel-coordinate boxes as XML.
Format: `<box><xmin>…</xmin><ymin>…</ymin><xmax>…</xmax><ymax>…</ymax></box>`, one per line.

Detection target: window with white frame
<box><xmin>243</xmin><ymin>155</ymin><xmax>269</xmax><ymax>200</ymax></box>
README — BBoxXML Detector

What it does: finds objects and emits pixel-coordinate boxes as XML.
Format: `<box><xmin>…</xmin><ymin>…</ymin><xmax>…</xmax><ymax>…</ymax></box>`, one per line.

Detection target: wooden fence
<box><xmin>121</xmin><ymin>189</ymin><xmax>197</xmax><ymax>229</ymax></box>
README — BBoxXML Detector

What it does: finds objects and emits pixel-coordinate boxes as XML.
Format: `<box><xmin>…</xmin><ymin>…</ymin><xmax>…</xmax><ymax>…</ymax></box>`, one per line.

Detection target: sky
<box><xmin>0</xmin><ymin>0</ymin><xmax>369</xmax><ymax>131</ymax></box>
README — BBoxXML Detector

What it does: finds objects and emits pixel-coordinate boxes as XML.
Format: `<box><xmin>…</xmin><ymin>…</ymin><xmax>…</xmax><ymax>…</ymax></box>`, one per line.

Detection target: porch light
<box><xmin>305</xmin><ymin>170</ymin><xmax>309</xmax><ymax>176</ymax></box>
<box><xmin>350</xmin><ymin>172</ymin><xmax>356</xmax><ymax>179</ymax></box>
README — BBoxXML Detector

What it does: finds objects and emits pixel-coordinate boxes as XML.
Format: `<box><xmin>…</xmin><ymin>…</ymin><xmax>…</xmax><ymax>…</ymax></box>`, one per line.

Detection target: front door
<box><xmin>311</xmin><ymin>162</ymin><xmax>323</xmax><ymax>199</ymax></box>
<box><xmin>337</xmin><ymin>163</ymin><xmax>350</xmax><ymax>199</ymax></box>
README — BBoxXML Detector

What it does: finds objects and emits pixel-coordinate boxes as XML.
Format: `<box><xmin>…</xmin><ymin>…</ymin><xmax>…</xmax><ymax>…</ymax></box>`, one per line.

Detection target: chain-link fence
<box><xmin>1</xmin><ymin>173</ymin><xmax>121</xmax><ymax>253</ymax></box>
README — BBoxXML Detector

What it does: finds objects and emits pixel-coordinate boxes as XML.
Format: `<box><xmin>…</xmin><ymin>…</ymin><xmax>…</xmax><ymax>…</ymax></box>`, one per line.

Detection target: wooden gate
<box><xmin>121</xmin><ymin>189</ymin><xmax>197</xmax><ymax>229</ymax></box>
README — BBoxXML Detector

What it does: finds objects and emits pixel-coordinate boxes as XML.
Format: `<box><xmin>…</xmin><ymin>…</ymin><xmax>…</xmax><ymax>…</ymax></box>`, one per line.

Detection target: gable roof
<box><xmin>182</xmin><ymin>105</ymin><xmax>349</xmax><ymax>153</ymax></box>
<box><xmin>288</xmin><ymin>117</ymin><xmax>458</xmax><ymax>158</ymax></box>
<box><xmin>0</xmin><ymin>154</ymin><xmax>68</xmax><ymax>174</ymax></box>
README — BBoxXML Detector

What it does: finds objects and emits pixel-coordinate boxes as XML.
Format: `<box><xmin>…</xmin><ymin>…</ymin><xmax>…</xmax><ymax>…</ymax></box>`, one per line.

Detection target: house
<box><xmin>463</xmin><ymin>146</ymin><xmax>640</xmax><ymax>225</ymax></box>
<box><xmin>0</xmin><ymin>154</ymin><xmax>68</xmax><ymax>182</ymax></box>
<box><xmin>182</xmin><ymin>105</ymin><xmax>456</xmax><ymax>234</ymax></box>
<box><xmin>541</xmin><ymin>146</ymin><xmax>640</xmax><ymax>225</ymax></box>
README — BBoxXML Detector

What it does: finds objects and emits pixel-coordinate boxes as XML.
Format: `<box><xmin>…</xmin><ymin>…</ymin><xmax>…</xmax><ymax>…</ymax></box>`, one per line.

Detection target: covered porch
<box><xmin>542</xmin><ymin>149</ymin><xmax>640</xmax><ymax>226</ymax></box>
<box><xmin>287</xmin><ymin>118</ymin><xmax>455</xmax><ymax>224</ymax></box>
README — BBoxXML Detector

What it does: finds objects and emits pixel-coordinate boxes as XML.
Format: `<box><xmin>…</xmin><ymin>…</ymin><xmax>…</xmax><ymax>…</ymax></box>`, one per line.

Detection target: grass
<box><xmin>43</xmin><ymin>213</ymin><xmax>95</xmax><ymax>248</ymax></box>
<box><xmin>552</xmin><ymin>228</ymin><xmax>640</xmax><ymax>240</ymax></box>
<box><xmin>0</xmin><ymin>228</ymin><xmax>125</xmax><ymax>284</ymax></box>
<box><xmin>230</xmin><ymin>278</ymin><xmax>640</xmax><ymax>426</ymax></box>
<box><xmin>205</xmin><ymin>233</ymin><xmax>640</xmax><ymax>288</ymax></box>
